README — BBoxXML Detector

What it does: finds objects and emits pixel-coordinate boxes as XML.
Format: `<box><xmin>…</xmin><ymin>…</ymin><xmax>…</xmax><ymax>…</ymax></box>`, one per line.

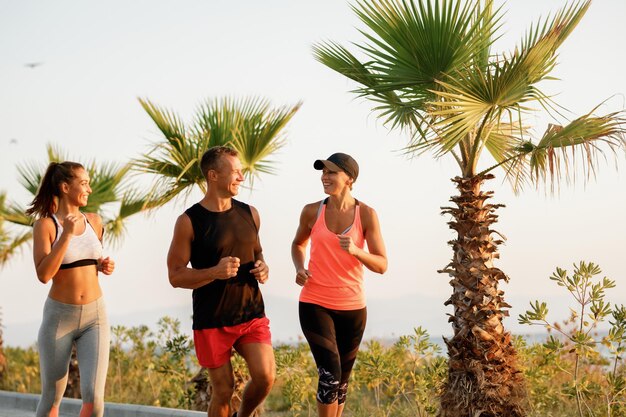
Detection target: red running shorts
<box><xmin>193</xmin><ymin>316</ymin><xmax>272</xmax><ymax>369</ymax></box>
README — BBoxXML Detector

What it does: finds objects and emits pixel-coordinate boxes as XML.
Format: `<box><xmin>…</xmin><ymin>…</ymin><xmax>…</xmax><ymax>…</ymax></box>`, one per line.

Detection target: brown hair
<box><xmin>200</xmin><ymin>146</ymin><xmax>239</xmax><ymax>180</ymax></box>
<box><xmin>25</xmin><ymin>161</ymin><xmax>85</xmax><ymax>218</ymax></box>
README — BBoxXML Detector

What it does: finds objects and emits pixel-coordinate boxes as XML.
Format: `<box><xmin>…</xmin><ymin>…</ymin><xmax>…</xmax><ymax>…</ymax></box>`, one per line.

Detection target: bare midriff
<box><xmin>48</xmin><ymin>266</ymin><xmax>102</xmax><ymax>305</ymax></box>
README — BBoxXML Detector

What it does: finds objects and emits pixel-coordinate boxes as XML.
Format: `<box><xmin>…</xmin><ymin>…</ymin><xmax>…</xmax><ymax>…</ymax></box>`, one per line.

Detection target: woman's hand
<box><xmin>295</xmin><ymin>268</ymin><xmax>311</xmax><ymax>286</ymax></box>
<box><xmin>338</xmin><ymin>235</ymin><xmax>359</xmax><ymax>256</ymax></box>
<box><xmin>98</xmin><ymin>256</ymin><xmax>115</xmax><ymax>275</ymax></box>
<box><xmin>62</xmin><ymin>213</ymin><xmax>82</xmax><ymax>236</ymax></box>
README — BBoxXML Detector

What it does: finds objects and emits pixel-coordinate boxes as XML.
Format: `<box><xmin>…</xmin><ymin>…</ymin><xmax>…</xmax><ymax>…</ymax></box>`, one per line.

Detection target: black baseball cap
<box><xmin>314</xmin><ymin>152</ymin><xmax>359</xmax><ymax>180</ymax></box>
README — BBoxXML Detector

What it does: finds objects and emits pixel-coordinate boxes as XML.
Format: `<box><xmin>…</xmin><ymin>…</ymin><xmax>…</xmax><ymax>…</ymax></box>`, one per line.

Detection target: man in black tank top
<box><xmin>167</xmin><ymin>146</ymin><xmax>274</xmax><ymax>417</ymax></box>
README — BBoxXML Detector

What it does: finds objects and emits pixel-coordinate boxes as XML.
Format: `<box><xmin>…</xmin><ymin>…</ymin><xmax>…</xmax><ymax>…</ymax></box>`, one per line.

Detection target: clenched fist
<box><xmin>97</xmin><ymin>256</ymin><xmax>115</xmax><ymax>275</ymax></box>
<box><xmin>295</xmin><ymin>268</ymin><xmax>311</xmax><ymax>287</ymax></box>
<box><xmin>338</xmin><ymin>235</ymin><xmax>358</xmax><ymax>255</ymax></box>
<box><xmin>62</xmin><ymin>213</ymin><xmax>82</xmax><ymax>236</ymax></box>
<box><xmin>215</xmin><ymin>256</ymin><xmax>240</xmax><ymax>279</ymax></box>
<box><xmin>250</xmin><ymin>260</ymin><xmax>269</xmax><ymax>284</ymax></box>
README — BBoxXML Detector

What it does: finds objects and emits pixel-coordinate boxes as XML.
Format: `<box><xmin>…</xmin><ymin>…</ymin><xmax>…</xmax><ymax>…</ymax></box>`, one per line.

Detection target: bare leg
<box><xmin>316</xmin><ymin>398</ymin><xmax>346</xmax><ymax>417</ymax></box>
<box><xmin>317</xmin><ymin>402</ymin><xmax>339</xmax><ymax>417</ymax></box>
<box><xmin>234</xmin><ymin>343</ymin><xmax>275</xmax><ymax>417</ymax></box>
<box><xmin>207</xmin><ymin>362</ymin><xmax>235</xmax><ymax>417</ymax></box>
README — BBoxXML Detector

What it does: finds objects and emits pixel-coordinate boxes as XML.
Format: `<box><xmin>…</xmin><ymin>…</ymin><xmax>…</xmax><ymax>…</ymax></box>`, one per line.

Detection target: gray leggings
<box><xmin>36</xmin><ymin>297</ymin><xmax>110</xmax><ymax>417</ymax></box>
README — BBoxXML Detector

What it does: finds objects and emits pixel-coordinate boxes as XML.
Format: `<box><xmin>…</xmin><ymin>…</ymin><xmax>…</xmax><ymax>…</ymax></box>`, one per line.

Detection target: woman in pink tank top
<box><xmin>292</xmin><ymin>152</ymin><xmax>387</xmax><ymax>417</ymax></box>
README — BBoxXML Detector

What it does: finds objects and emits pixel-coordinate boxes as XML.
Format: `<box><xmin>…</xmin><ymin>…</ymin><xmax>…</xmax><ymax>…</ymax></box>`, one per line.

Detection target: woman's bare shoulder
<box><xmin>34</xmin><ymin>216</ymin><xmax>55</xmax><ymax>228</ymax></box>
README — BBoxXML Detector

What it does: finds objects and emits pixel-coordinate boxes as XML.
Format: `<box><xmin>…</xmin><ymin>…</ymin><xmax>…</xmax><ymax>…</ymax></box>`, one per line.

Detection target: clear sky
<box><xmin>1</xmin><ymin>0</ymin><xmax>625</xmax><ymax>347</ymax></box>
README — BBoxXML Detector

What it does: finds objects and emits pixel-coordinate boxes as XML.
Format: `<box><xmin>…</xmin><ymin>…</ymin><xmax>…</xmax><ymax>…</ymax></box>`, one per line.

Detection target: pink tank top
<box><xmin>299</xmin><ymin>201</ymin><xmax>366</xmax><ymax>310</ymax></box>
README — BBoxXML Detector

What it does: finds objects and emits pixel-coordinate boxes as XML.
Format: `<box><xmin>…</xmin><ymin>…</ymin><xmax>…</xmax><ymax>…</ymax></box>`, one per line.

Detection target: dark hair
<box><xmin>25</xmin><ymin>161</ymin><xmax>85</xmax><ymax>218</ymax></box>
<box><xmin>200</xmin><ymin>146</ymin><xmax>239</xmax><ymax>180</ymax></box>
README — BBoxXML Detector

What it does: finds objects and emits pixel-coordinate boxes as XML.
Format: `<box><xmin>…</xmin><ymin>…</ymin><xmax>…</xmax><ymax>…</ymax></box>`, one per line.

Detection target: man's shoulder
<box><xmin>182</xmin><ymin>202</ymin><xmax>206</xmax><ymax>221</ymax></box>
<box><xmin>232</xmin><ymin>198</ymin><xmax>254</xmax><ymax>213</ymax></box>
<box><xmin>184</xmin><ymin>202</ymin><xmax>201</xmax><ymax>213</ymax></box>
<box><xmin>232</xmin><ymin>198</ymin><xmax>249</xmax><ymax>208</ymax></box>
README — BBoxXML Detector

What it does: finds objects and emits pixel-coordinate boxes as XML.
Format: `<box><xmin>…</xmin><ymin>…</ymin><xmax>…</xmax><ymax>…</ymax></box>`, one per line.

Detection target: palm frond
<box><xmin>102</xmin><ymin>187</ymin><xmax>155</xmax><ymax>246</ymax></box>
<box><xmin>0</xmin><ymin>193</ymin><xmax>32</xmax><ymax>266</ymax></box>
<box><xmin>0</xmin><ymin>229</ymin><xmax>31</xmax><ymax>267</ymax></box>
<box><xmin>314</xmin><ymin>0</ymin><xmax>506</xmax><ymax>153</ymax></box>
<box><xmin>485</xmin><ymin>109</ymin><xmax>626</xmax><ymax>193</ymax></box>
<box><xmin>527</xmin><ymin>111</ymin><xmax>625</xmax><ymax>190</ymax></box>
<box><xmin>138</xmin><ymin>98</ymin><xmax>187</xmax><ymax>143</ymax></box>
<box><xmin>82</xmin><ymin>161</ymin><xmax>132</xmax><ymax>213</ymax></box>
<box><xmin>135</xmin><ymin>96</ymin><xmax>300</xmax><ymax>207</ymax></box>
<box><xmin>233</xmin><ymin>100</ymin><xmax>302</xmax><ymax>184</ymax></box>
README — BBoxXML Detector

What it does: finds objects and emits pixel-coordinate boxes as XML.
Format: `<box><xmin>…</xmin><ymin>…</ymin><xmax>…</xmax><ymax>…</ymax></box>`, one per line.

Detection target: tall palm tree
<box><xmin>313</xmin><ymin>0</ymin><xmax>625</xmax><ymax>415</ymax></box>
<box><xmin>134</xmin><ymin>96</ymin><xmax>301</xmax><ymax>207</ymax></box>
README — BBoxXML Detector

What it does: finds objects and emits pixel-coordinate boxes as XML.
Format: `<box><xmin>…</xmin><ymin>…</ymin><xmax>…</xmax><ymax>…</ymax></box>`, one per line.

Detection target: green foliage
<box><xmin>0</xmin><ymin>345</ymin><xmax>40</xmax><ymax>393</ymax></box>
<box><xmin>352</xmin><ymin>327</ymin><xmax>445</xmax><ymax>417</ymax></box>
<box><xmin>0</xmin><ymin>192</ymin><xmax>31</xmax><ymax>267</ymax></box>
<box><xmin>519</xmin><ymin>261</ymin><xmax>626</xmax><ymax>417</ymax></box>
<box><xmin>107</xmin><ymin>317</ymin><xmax>197</xmax><ymax>408</ymax></box>
<box><xmin>2</xmin><ymin>304</ymin><xmax>623</xmax><ymax>416</ymax></box>
<box><xmin>270</xmin><ymin>342</ymin><xmax>317</xmax><ymax>416</ymax></box>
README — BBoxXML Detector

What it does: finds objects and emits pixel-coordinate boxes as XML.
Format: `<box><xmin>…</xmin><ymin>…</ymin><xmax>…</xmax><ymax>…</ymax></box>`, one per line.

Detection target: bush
<box><xmin>519</xmin><ymin>261</ymin><xmax>626</xmax><ymax>417</ymax></box>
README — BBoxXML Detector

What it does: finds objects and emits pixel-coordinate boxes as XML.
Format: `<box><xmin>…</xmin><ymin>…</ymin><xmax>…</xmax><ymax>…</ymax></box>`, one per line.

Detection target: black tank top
<box><xmin>185</xmin><ymin>199</ymin><xmax>265</xmax><ymax>329</ymax></box>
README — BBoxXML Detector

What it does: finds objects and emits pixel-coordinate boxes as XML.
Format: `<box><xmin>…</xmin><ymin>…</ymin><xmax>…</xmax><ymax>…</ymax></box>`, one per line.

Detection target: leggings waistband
<box><xmin>44</xmin><ymin>296</ymin><xmax>106</xmax><ymax>312</ymax></box>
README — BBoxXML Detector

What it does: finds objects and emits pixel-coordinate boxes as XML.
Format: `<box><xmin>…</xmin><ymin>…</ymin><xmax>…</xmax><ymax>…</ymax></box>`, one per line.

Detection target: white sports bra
<box><xmin>51</xmin><ymin>213</ymin><xmax>103</xmax><ymax>270</ymax></box>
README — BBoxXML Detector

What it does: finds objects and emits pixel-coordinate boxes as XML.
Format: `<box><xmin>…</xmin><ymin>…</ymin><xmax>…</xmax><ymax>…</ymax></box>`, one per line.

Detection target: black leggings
<box><xmin>299</xmin><ymin>302</ymin><xmax>367</xmax><ymax>405</ymax></box>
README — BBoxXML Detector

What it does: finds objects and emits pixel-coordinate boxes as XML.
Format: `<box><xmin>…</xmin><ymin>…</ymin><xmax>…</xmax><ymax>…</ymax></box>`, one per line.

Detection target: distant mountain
<box><xmin>4</xmin><ymin>293</ymin><xmax>450</xmax><ymax>348</ymax></box>
<box><xmin>3</xmin><ymin>292</ymin><xmax>584</xmax><ymax>349</ymax></box>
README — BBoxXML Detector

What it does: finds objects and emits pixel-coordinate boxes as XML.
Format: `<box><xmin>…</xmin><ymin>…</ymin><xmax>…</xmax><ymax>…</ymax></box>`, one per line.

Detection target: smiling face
<box><xmin>61</xmin><ymin>168</ymin><xmax>92</xmax><ymax>207</ymax></box>
<box><xmin>321</xmin><ymin>167</ymin><xmax>353</xmax><ymax>195</ymax></box>
<box><xmin>212</xmin><ymin>154</ymin><xmax>245</xmax><ymax>197</ymax></box>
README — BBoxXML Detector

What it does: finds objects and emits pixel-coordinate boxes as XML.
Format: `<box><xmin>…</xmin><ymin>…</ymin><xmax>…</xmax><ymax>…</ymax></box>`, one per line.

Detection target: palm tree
<box><xmin>313</xmin><ymin>0</ymin><xmax>625</xmax><ymax>415</ymax></box>
<box><xmin>134</xmin><ymin>96</ymin><xmax>301</xmax><ymax>207</ymax></box>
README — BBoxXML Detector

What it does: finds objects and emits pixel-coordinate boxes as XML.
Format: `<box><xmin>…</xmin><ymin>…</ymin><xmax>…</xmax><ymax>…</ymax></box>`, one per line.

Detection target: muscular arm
<box><xmin>33</xmin><ymin>218</ymin><xmax>71</xmax><ymax>284</ymax></box>
<box><xmin>352</xmin><ymin>205</ymin><xmax>388</xmax><ymax>274</ymax></box>
<box><xmin>167</xmin><ymin>214</ymin><xmax>238</xmax><ymax>289</ymax></box>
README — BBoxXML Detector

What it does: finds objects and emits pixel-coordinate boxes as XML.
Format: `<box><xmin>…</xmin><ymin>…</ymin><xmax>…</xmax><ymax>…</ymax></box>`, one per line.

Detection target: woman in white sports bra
<box><xmin>27</xmin><ymin>161</ymin><xmax>115</xmax><ymax>417</ymax></box>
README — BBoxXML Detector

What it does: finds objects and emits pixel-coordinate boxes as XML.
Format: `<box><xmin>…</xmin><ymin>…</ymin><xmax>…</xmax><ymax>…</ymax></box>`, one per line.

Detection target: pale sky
<box><xmin>1</xmin><ymin>0</ymin><xmax>625</xmax><ymax>347</ymax></box>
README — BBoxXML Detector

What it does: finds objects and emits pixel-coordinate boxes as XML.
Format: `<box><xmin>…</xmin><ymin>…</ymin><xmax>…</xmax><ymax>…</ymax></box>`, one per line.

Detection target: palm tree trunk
<box><xmin>438</xmin><ymin>175</ymin><xmax>527</xmax><ymax>417</ymax></box>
